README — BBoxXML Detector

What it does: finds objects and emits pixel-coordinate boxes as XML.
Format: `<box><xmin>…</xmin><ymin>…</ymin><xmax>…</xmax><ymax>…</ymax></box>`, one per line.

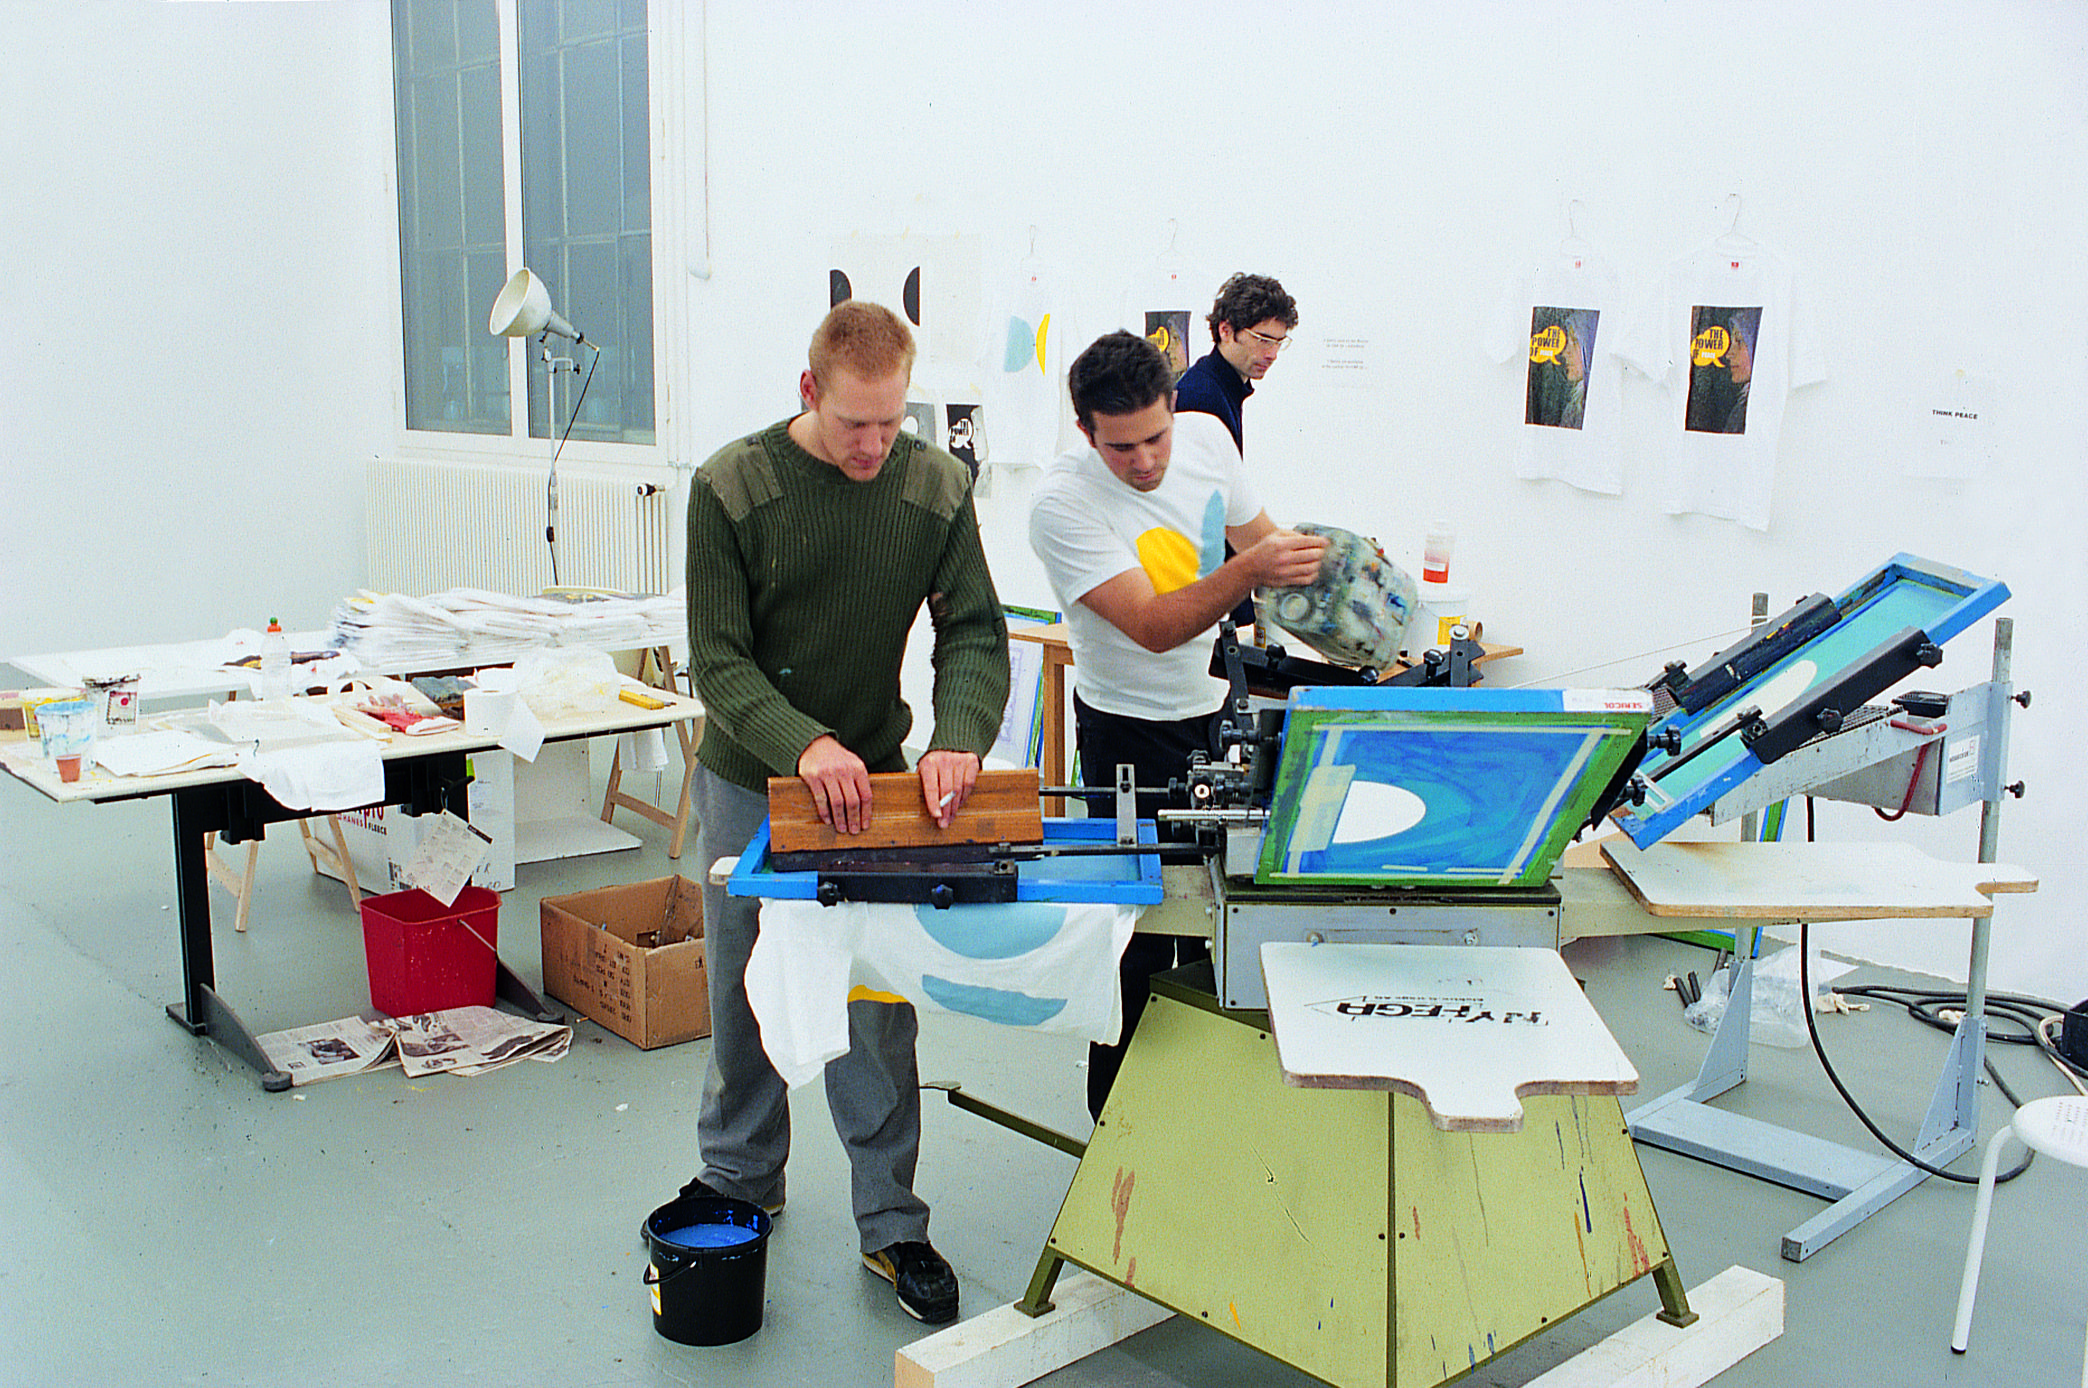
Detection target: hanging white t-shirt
<box><xmin>1028</xmin><ymin>411</ymin><xmax>1261</xmax><ymax>722</ymax></box>
<box><xmin>1619</xmin><ymin>241</ymin><xmax>1826</xmax><ymax>530</ymax></box>
<box><xmin>984</xmin><ymin>256</ymin><xmax>1076</xmax><ymax>469</ymax></box>
<box><xmin>1486</xmin><ymin>251</ymin><xmax>1626</xmax><ymax>495</ymax></box>
<box><xmin>1117</xmin><ymin>258</ymin><xmax>1206</xmax><ymax>382</ymax></box>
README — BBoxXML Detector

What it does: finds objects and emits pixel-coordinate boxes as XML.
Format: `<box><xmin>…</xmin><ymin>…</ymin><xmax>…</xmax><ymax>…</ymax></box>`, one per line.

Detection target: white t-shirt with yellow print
<box><xmin>1027</xmin><ymin>411</ymin><xmax>1263</xmax><ymax>722</ymax></box>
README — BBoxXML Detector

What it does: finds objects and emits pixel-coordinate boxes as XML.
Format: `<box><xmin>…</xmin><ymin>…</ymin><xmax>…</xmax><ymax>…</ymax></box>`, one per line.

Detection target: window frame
<box><xmin>384</xmin><ymin>0</ymin><xmax>691</xmax><ymax>478</ymax></box>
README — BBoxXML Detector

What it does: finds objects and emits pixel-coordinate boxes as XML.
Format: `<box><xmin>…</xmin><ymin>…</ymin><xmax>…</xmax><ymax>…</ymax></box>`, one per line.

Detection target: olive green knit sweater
<box><xmin>685</xmin><ymin>420</ymin><xmax>1010</xmax><ymax>793</ymax></box>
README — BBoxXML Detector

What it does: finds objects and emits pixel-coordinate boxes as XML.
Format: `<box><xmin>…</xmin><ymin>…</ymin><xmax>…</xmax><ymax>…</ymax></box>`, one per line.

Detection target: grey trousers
<box><xmin>691</xmin><ymin>763</ymin><xmax>930</xmax><ymax>1253</ymax></box>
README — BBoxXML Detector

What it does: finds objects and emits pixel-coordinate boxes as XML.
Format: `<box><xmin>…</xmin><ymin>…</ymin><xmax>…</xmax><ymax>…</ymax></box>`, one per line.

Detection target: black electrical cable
<box><xmin>1791</xmin><ymin>793</ymin><xmax>2038</xmax><ymax>1185</ymax></box>
<box><xmin>551</xmin><ymin>340</ymin><xmax>601</xmax><ymax>469</ymax></box>
<box><xmin>1797</xmin><ymin>924</ymin><xmax>2033</xmax><ymax>1183</ymax></box>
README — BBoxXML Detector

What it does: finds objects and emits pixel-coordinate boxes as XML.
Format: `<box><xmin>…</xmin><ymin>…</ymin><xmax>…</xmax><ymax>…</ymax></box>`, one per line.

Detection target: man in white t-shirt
<box><xmin>1028</xmin><ymin>331</ymin><xmax>1325</xmax><ymax>1118</ymax></box>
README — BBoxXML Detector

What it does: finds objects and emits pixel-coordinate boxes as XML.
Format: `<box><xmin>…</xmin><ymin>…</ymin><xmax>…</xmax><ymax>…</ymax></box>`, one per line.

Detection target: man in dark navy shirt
<box><xmin>1172</xmin><ymin>274</ymin><xmax>1298</xmax><ymax>627</ymax></box>
<box><xmin>1172</xmin><ymin>273</ymin><xmax>1298</xmax><ymax>450</ymax></box>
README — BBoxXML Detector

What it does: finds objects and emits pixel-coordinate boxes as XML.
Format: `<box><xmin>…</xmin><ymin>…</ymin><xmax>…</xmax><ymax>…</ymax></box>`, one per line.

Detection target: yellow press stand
<box><xmin>1022</xmin><ymin>968</ymin><xmax>1693</xmax><ymax>1388</ymax></box>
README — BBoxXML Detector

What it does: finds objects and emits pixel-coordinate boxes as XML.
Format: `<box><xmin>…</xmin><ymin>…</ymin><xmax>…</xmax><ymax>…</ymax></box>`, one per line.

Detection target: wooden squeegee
<box><xmin>766</xmin><ymin>767</ymin><xmax>1043</xmax><ymax>856</ymax></box>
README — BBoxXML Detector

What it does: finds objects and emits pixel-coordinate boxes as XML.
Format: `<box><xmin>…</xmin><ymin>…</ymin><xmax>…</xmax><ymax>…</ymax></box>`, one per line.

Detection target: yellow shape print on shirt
<box><xmin>1136</xmin><ymin>527</ymin><xmax>1200</xmax><ymax>595</ymax></box>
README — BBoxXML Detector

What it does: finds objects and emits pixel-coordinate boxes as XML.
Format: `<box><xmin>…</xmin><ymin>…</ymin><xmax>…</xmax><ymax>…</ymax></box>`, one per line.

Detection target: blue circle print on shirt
<box><xmin>912</xmin><ymin>901</ymin><xmax>1070</xmax><ymax>960</ymax></box>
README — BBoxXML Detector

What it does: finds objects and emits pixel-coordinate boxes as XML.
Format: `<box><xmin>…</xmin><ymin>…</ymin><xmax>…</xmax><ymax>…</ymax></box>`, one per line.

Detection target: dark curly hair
<box><xmin>1207</xmin><ymin>273</ymin><xmax>1298</xmax><ymax>345</ymax></box>
<box><xmin>1068</xmin><ymin>331</ymin><xmax>1174</xmax><ymax>431</ymax></box>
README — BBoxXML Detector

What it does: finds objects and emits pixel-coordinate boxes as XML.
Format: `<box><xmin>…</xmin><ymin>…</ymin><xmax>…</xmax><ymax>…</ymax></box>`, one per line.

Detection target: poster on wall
<box><xmin>1908</xmin><ymin>370</ymin><xmax>1995</xmax><ymax>480</ymax></box>
<box><xmin>945</xmin><ymin>403</ymin><xmax>983</xmax><ymax>477</ymax></box>
<box><xmin>828</xmin><ymin>234</ymin><xmax>985</xmax><ymax>370</ymax></box>
<box><xmin>986</xmin><ymin>254</ymin><xmax>1074</xmax><ymax>468</ymax></box>
<box><xmin>903</xmin><ymin>400</ymin><xmax>936</xmax><ymax>443</ymax></box>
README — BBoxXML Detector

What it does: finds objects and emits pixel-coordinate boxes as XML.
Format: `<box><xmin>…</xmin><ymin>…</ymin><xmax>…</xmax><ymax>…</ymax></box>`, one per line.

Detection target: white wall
<box><xmin>7</xmin><ymin>0</ymin><xmax>2082</xmax><ymax>999</ymax></box>
<box><xmin>1</xmin><ymin>0</ymin><xmax>394</xmax><ymax>655</ymax></box>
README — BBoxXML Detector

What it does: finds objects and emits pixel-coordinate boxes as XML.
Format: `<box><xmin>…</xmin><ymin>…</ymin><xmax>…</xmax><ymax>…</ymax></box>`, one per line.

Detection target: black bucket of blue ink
<box><xmin>643</xmin><ymin>1196</ymin><xmax>772</xmax><ymax>1345</ymax></box>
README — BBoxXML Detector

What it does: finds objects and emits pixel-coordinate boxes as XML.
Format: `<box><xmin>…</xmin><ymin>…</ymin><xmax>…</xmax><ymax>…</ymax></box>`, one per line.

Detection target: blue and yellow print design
<box><xmin>1133</xmin><ymin>493</ymin><xmax>1229</xmax><ymax>594</ymax></box>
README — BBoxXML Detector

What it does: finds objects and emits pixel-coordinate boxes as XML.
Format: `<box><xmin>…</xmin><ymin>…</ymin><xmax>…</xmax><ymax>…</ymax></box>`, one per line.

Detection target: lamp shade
<box><xmin>488</xmin><ymin>267</ymin><xmax>581</xmax><ymax>342</ymax></box>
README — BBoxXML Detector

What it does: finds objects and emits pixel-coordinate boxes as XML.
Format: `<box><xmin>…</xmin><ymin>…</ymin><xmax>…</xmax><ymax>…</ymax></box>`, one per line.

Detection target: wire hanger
<box><xmin>1713</xmin><ymin>192</ymin><xmax>1758</xmax><ymax>255</ymax></box>
<box><xmin>1560</xmin><ymin>197</ymin><xmax>1593</xmax><ymax>267</ymax></box>
<box><xmin>1154</xmin><ymin>218</ymin><xmax>1184</xmax><ymax>270</ymax></box>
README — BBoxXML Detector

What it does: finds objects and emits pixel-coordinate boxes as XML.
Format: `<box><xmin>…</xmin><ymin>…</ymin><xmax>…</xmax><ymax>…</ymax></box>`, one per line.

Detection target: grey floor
<box><xmin>1</xmin><ymin>737</ymin><xmax>2079</xmax><ymax>1387</ymax></box>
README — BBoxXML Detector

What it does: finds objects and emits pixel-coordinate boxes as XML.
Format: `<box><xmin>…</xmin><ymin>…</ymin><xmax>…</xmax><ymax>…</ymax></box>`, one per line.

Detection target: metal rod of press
<box><xmin>1964</xmin><ymin>616</ymin><xmax>2013</xmax><ymax>1031</ymax></box>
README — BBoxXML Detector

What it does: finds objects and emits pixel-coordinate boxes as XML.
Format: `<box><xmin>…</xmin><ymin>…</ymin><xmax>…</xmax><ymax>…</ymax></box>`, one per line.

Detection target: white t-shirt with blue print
<box><xmin>1028</xmin><ymin>411</ymin><xmax>1262</xmax><ymax>722</ymax></box>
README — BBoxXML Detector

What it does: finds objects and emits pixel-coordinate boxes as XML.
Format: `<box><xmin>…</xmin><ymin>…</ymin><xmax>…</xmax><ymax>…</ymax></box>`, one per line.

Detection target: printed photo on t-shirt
<box><xmin>1686</xmin><ymin>305</ymin><xmax>1761</xmax><ymax>434</ymax></box>
<box><xmin>1526</xmin><ymin>306</ymin><xmax>1598</xmax><ymax>430</ymax></box>
<box><xmin>1145</xmin><ymin>310</ymin><xmax>1192</xmax><ymax>382</ymax></box>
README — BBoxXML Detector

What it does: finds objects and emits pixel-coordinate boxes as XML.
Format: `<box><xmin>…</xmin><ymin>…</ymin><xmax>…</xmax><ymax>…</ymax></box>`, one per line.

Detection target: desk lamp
<box><xmin>488</xmin><ymin>267</ymin><xmax>599</xmax><ymax>586</ymax></box>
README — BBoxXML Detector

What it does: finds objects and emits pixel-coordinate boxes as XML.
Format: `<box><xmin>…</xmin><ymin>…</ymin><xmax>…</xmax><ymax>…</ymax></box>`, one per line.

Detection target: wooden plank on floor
<box><xmin>894</xmin><ymin>1270</ymin><xmax>1172</xmax><ymax>1388</ymax></box>
<box><xmin>768</xmin><ymin>768</ymin><xmax>1042</xmax><ymax>855</ymax></box>
<box><xmin>896</xmin><ymin>1265</ymin><xmax>1779</xmax><ymax>1388</ymax></box>
<box><xmin>1523</xmin><ymin>1264</ymin><xmax>1783</xmax><ymax>1388</ymax></box>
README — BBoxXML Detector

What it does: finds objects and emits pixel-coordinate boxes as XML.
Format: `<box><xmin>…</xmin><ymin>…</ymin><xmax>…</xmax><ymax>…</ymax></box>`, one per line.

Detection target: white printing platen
<box><xmin>1260</xmin><ymin>942</ymin><xmax>1637</xmax><ymax>1130</ymax></box>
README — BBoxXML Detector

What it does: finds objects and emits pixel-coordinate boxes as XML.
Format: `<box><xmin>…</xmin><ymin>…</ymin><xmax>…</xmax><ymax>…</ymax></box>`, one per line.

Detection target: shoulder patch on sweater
<box><xmin>700</xmin><ymin>437</ymin><xmax>785</xmax><ymax>522</ymax></box>
<box><xmin>897</xmin><ymin>443</ymin><xmax>970</xmax><ymax>521</ymax></box>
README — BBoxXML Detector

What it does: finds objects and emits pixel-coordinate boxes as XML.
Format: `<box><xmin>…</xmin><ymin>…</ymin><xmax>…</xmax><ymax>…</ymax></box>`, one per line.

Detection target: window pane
<box><xmin>394</xmin><ymin>0</ymin><xmax>508</xmax><ymax>434</ymax></box>
<box><xmin>518</xmin><ymin>0</ymin><xmax>654</xmax><ymax>443</ymax></box>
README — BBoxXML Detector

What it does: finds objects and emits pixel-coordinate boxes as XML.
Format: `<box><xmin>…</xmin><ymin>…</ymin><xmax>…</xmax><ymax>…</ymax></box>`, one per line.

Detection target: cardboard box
<box><xmin>540</xmin><ymin>875</ymin><xmax>710</xmax><ymax>1049</ymax></box>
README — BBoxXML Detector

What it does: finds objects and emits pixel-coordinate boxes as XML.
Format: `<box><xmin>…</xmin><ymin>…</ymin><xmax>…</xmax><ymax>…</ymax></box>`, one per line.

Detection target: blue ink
<box><xmin>1199</xmin><ymin>493</ymin><xmax>1228</xmax><ymax>575</ymax></box>
<box><xmin>1579</xmin><ymin>1172</ymin><xmax>1592</xmax><ymax>1232</ymax></box>
<box><xmin>913</xmin><ymin>902</ymin><xmax>1068</xmax><ymax>960</ymax></box>
<box><xmin>656</xmin><ymin>1222</ymin><xmax>760</xmax><ymax>1248</ymax></box>
<box><xmin>920</xmin><ymin>975</ymin><xmax>1068</xmax><ymax>1027</ymax></box>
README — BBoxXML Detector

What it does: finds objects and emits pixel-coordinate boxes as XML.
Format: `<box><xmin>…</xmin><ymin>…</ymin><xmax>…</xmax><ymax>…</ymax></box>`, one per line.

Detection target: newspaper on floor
<box><xmin>393</xmin><ymin>1005</ymin><xmax>573</xmax><ymax>1077</ymax></box>
<box><xmin>255</xmin><ymin>1006</ymin><xmax>571</xmax><ymax>1085</ymax></box>
<box><xmin>255</xmin><ymin>1015</ymin><xmax>403</xmax><ymax>1087</ymax></box>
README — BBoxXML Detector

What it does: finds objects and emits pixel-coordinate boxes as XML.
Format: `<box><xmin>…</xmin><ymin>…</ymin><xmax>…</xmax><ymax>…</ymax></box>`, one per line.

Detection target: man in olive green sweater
<box><xmin>675</xmin><ymin>300</ymin><xmax>1009</xmax><ymax>1325</ymax></box>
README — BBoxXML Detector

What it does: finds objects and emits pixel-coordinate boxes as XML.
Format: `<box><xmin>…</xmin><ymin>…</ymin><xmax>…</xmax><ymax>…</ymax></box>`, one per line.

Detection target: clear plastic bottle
<box><xmin>258</xmin><ymin>619</ymin><xmax>292</xmax><ymax>700</ymax></box>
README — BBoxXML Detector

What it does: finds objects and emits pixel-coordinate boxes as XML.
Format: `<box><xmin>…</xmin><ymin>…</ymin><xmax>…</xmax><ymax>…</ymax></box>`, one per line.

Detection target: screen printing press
<box><xmin>724</xmin><ymin>552</ymin><xmax>2028</xmax><ymax>1388</ymax></box>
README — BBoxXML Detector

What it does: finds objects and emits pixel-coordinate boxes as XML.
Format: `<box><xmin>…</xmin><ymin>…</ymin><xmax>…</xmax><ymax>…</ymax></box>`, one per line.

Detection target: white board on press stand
<box><xmin>1260</xmin><ymin>942</ymin><xmax>1638</xmax><ymax>1131</ymax></box>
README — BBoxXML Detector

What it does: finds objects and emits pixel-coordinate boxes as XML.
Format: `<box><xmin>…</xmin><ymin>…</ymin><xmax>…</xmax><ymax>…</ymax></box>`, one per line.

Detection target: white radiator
<box><xmin>367</xmin><ymin>458</ymin><xmax>675</xmax><ymax>598</ymax></box>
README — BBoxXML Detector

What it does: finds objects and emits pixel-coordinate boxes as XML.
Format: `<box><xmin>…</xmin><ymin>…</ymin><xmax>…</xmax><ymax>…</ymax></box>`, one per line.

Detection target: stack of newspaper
<box><xmin>329</xmin><ymin>587</ymin><xmax>684</xmax><ymax>669</ymax></box>
<box><xmin>257</xmin><ymin>1006</ymin><xmax>572</xmax><ymax>1086</ymax></box>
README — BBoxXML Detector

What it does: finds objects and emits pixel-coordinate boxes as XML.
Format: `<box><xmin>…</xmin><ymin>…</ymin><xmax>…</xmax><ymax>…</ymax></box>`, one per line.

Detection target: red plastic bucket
<box><xmin>359</xmin><ymin>886</ymin><xmax>500</xmax><ymax>1016</ymax></box>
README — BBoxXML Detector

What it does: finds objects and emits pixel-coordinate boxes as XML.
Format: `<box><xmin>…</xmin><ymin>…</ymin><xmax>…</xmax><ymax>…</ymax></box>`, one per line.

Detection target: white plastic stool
<box><xmin>1952</xmin><ymin>1095</ymin><xmax>2088</xmax><ymax>1382</ymax></box>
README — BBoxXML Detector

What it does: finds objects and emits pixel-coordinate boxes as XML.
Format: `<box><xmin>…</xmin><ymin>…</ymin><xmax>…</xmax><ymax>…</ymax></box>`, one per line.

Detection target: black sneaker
<box><xmin>640</xmin><ymin>1179</ymin><xmax>785</xmax><ymax>1246</ymax></box>
<box><xmin>863</xmin><ymin>1240</ymin><xmax>960</xmax><ymax>1324</ymax></box>
<box><xmin>677</xmin><ymin>1177</ymin><xmax>785</xmax><ymax>1216</ymax></box>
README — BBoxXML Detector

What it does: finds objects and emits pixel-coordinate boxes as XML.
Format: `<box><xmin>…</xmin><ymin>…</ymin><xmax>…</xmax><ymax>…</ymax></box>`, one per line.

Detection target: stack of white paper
<box><xmin>329</xmin><ymin>587</ymin><xmax>684</xmax><ymax>668</ymax></box>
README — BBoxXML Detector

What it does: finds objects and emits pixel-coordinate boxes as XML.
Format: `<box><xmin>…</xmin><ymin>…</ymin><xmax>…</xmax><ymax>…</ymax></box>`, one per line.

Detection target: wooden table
<box><xmin>0</xmin><ymin>687</ymin><xmax>706</xmax><ymax>1090</ymax></box>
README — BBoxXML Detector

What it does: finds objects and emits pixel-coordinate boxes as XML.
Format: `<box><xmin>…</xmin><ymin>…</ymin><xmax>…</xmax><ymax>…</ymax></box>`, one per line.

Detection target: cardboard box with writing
<box><xmin>540</xmin><ymin>875</ymin><xmax>710</xmax><ymax>1049</ymax></box>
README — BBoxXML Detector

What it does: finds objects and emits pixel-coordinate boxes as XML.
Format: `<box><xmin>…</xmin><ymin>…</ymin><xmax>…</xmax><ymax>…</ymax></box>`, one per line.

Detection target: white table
<box><xmin>10</xmin><ymin>632</ymin><xmax>690</xmax><ymax>866</ymax></box>
<box><xmin>0</xmin><ymin>688</ymin><xmax>706</xmax><ymax>1090</ymax></box>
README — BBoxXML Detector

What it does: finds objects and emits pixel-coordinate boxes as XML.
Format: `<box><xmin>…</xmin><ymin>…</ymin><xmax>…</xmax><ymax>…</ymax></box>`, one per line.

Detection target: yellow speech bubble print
<box><xmin>1691</xmin><ymin>324</ymin><xmax>1731</xmax><ymax>368</ymax></box>
<box><xmin>1147</xmin><ymin>324</ymin><xmax>1173</xmax><ymax>354</ymax></box>
<box><xmin>1529</xmin><ymin>323</ymin><xmax>1566</xmax><ymax>364</ymax></box>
